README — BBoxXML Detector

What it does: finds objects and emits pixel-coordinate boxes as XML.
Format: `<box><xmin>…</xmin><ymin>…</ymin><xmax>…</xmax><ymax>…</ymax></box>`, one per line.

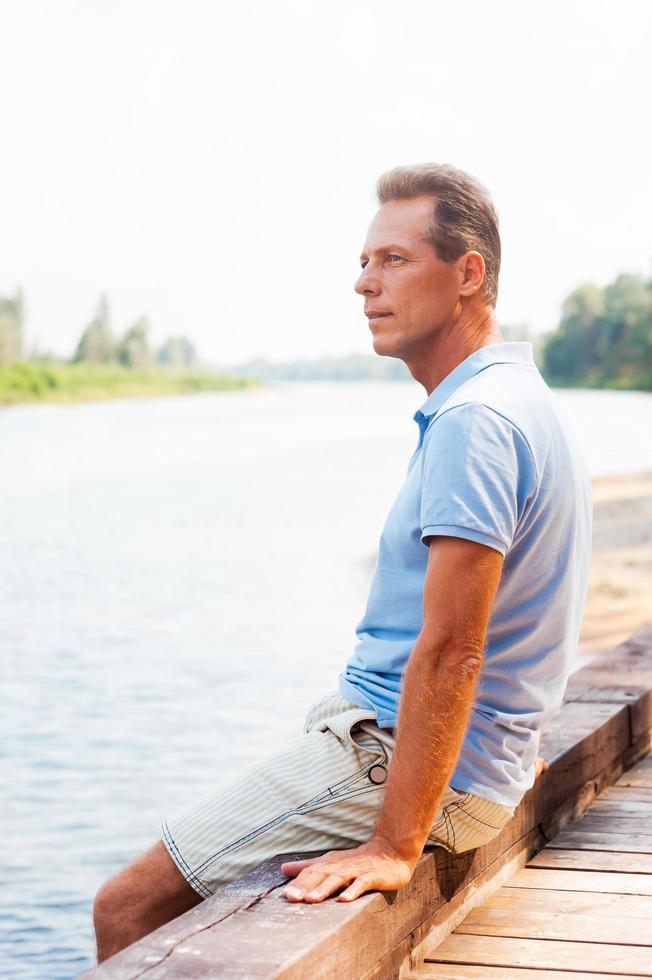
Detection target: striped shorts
<box><xmin>161</xmin><ymin>691</ymin><xmax>515</xmax><ymax>899</ymax></box>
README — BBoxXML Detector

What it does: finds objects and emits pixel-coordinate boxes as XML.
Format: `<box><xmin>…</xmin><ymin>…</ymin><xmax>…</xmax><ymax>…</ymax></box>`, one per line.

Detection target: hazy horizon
<box><xmin>3</xmin><ymin>0</ymin><xmax>651</xmax><ymax>365</ymax></box>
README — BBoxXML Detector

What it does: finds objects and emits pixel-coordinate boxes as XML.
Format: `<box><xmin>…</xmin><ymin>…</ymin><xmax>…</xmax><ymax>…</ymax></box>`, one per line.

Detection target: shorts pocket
<box><xmin>302</xmin><ymin>690</ymin><xmax>341</xmax><ymax>734</ymax></box>
<box><xmin>427</xmin><ymin>789</ymin><xmax>515</xmax><ymax>855</ymax></box>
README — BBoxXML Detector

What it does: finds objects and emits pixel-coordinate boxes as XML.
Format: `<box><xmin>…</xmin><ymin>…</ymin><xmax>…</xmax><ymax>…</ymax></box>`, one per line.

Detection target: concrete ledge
<box><xmin>85</xmin><ymin>625</ymin><xmax>652</xmax><ymax>979</ymax></box>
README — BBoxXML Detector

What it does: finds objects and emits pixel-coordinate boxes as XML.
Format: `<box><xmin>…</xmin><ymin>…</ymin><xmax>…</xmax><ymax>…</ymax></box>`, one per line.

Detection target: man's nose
<box><xmin>354</xmin><ymin>266</ymin><xmax>380</xmax><ymax>296</ymax></box>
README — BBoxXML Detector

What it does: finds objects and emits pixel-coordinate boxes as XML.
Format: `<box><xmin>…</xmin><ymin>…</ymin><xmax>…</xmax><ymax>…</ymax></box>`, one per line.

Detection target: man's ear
<box><xmin>458</xmin><ymin>251</ymin><xmax>486</xmax><ymax>298</ymax></box>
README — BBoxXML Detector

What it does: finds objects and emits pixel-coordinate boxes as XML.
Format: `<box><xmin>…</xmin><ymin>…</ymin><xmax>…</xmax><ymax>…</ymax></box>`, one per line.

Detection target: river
<box><xmin>1</xmin><ymin>381</ymin><xmax>651</xmax><ymax>978</ymax></box>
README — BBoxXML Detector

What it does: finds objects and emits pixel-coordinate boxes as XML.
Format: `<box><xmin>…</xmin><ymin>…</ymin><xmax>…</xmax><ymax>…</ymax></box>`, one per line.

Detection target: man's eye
<box><xmin>387</xmin><ymin>254</ymin><xmax>402</xmax><ymax>262</ymax></box>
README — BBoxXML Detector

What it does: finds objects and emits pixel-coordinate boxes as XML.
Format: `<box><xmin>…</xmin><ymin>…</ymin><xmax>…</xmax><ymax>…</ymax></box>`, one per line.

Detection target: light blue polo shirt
<box><xmin>338</xmin><ymin>342</ymin><xmax>592</xmax><ymax>806</ymax></box>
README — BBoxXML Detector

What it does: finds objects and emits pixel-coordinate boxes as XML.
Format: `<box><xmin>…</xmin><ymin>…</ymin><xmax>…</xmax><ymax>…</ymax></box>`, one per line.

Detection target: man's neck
<box><xmin>406</xmin><ymin>305</ymin><xmax>504</xmax><ymax>395</ymax></box>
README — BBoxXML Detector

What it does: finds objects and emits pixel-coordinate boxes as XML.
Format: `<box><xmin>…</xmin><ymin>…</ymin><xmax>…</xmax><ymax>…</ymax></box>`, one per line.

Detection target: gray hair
<box><xmin>376</xmin><ymin>163</ymin><xmax>501</xmax><ymax>308</ymax></box>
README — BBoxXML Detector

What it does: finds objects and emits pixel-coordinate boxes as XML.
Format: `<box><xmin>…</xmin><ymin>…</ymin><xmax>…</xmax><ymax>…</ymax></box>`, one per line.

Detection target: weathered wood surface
<box><xmin>472</xmin><ymin>885</ymin><xmax>652</xmax><ymax>916</ymax></box>
<box><xmin>617</xmin><ymin>754</ymin><xmax>652</xmax><ymax>787</ymax></box>
<box><xmin>407</xmin><ymin>969</ymin><xmax>644</xmax><ymax>980</ymax></box>
<box><xmin>564</xmin><ymin>625</ymin><xmax>652</xmax><ymax>740</ymax></box>
<box><xmin>527</xmin><ymin>847</ymin><xmax>652</xmax><ymax>874</ymax></box>
<box><xmin>460</xmin><ymin>908</ymin><xmax>652</xmax><ymax>944</ymax></box>
<box><xmin>508</xmin><ymin>866</ymin><xmax>652</xmax><ymax>894</ymax></box>
<box><xmin>548</xmin><ymin>830</ymin><xmax>652</xmax><ymax>853</ymax></box>
<box><xmin>424</xmin><ymin>934</ymin><xmax>652</xmax><ymax>974</ymax></box>
<box><xmin>84</xmin><ymin>625</ymin><xmax>652</xmax><ymax>979</ymax></box>
<box><xmin>421</xmin><ymin>754</ymin><xmax>652</xmax><ymax>978</ymax></box>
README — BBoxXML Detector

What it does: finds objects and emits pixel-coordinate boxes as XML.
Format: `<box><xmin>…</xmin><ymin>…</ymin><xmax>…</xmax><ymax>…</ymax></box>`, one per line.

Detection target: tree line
<box><xmin>2</xmin><ymin>274</ymin><xmax>651</xmax><ymax>389</ymax></box>
<box><xmin>542</xmin><ymin>273</ymin><xmax>652</xmax><ymax>390</ymax></box>
<box><xmin>0</xmin><ymin>292</ymin><xmax>198</xmax><ymax>370</ymax></box>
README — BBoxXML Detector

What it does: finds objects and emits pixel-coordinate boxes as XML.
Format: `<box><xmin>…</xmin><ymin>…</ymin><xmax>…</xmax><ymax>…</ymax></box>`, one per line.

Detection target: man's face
<box><xmin>355</xmin><ymin>196</ymin><xmax>462</xmax><ymax>359</ymax></box>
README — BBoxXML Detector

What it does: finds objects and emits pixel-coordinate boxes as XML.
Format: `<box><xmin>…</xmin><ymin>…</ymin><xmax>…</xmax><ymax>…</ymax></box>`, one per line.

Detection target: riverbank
<box><xmin>0</xmin><ymin>361</ymin><xmax>254</xmax><ymax>405</ymax></box>
<box><xmin>580</xmin><ymin>469</ymin><xmax>652</xmax><ymax>654</ymax></box>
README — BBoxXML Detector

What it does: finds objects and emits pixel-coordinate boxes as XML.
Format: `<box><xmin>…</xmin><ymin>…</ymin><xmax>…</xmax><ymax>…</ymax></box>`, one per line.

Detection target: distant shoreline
<box><xmin>3</xmin><ymin>360</ymin><xmax>652</xmax><ymax>405</ymax></box>
<box><xmin>0</xmin><ymin>361</ymin><xmax>255</xmax><ymax>406</ymax></box>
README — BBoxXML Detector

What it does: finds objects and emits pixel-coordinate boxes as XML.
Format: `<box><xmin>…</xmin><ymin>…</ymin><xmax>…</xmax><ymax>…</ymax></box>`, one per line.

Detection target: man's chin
<box><xmin>371</xmin><ymin>335</ymin><xmax>404</xmax><ymax>360</ymax></box>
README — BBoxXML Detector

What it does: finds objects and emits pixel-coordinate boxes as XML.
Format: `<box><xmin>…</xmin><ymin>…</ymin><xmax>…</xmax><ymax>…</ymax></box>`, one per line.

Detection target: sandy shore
<box><xmin>580</xmin><ymin>470</ymin><xmax>652</xmax><ymax>655</ymax></box>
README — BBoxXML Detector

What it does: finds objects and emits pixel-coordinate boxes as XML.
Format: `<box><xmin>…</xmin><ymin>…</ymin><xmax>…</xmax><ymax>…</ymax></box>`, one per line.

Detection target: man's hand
<box><xmin>280</xmin><ymin>836</ymin><xmax>416</xmax><ymax>903</ymax></box>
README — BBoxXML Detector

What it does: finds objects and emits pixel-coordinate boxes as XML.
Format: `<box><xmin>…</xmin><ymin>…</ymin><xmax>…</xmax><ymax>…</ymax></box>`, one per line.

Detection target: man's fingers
<box><xmin>285</xmin><ymin>866</ymin><xmax>372</xmax><ymax>903</ymax></box>
<box><xmin>338</xmin><ymin>874</ymin><xmax>374</xmax><ymax>902</ymax></box>
<box><xmin>280</xmin><ymin>857</ymin><xmax>321</xmax><ymax>876</ymax></box>
<box><xmin>281</xmin><ymin>848</ymin><xmax>348</xmax><ymax>877</ymax></box>
<box><xmin>283</xmin><ymin>866</ymin><xmax>333</xmax><ymax>900</ymax></box>
<box><xmin>281</xmin><ymin>850</ymin><xmax>410</xmax><ymax>903</ymax></box>
<box><xmin>303</xmin><ymin>873</ymin><xmax>351</xmax><ymax>902</ymax></box>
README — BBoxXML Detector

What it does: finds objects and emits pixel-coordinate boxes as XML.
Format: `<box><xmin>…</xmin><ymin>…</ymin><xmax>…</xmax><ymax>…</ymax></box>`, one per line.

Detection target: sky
<box><xmin>2</xmin><ymin>0</ymin><xmax>651</xmax><ymax>367</ymax></box>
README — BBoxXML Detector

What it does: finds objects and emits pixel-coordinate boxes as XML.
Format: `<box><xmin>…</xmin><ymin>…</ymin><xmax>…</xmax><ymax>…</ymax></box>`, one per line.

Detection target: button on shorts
<box><xmin>161</xmin><ymin>691</ymin><xmax>515</xmax><ymax>898</ymax></box>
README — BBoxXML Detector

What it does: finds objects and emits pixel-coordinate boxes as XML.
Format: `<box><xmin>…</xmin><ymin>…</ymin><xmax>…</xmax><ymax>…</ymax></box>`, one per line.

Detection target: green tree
<box><xmin>157</xmin><ymin>336</ymin><xmax>198</xmax><ymax>369</ymax></box>
<box><xmin>116</xmin><ymin>317</ymin><xmax>153</xmax><ymax>369</ymax></box>
<box><xmin>73</xmin><ymin>295</ymin><xmax>116</xmax><ymax>363</ymax></box>
<box><xmin>0</xmin><ymin>287</ymin><xmax>25</xmax><ymax>364</ymax></box>
<box><xmin>544</xmin><ymin>283</ymin><xmax>603</xmax><ymax>381</ymax></box>
<box><xmin>601</xmin><ymin>274</ymin><xmax>652</xmax><ymax>380</ymax></box>
<box><xmin>543</xmin><ymin>274</ymin><xmax>652</xmax><ymax>389</ymax></box>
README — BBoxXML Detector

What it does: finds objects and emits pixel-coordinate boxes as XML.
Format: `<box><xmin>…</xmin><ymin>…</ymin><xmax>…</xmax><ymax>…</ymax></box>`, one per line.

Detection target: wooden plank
<box><xmin>537</xmin><ymin>702</ymin><xmax>629</xmax><ymax>769</ymax></box>
<box><xmin>566</xmin><ymin>660</ymin><xmax>652</xmax><ymax>696</ymax></box>
<box><xmin>482</xmin><ymin>885</ymin><xmax>652</xmax><ymax>915</ymax></box>
<box><xmin>425</xmin><ymin>934</ymin><xmax>652</xmax><ymax>975</ymax></box>
<box><xmin>367</xmin><ymin>702</ymin><xmax>633</xmax><ymax>978</ymax></box>
<box><xmin>576</xmin><ymin>810</ymin><xmax>652</xmax><ymax>825</ymax></box>
<box><xmin>408</xmin><ymin>966</ymin><xmax>646</xmax><ymax>979</ymax></box>
<box><xmin>563</xmin><ymin>628</ymin><xmax>652</xmax><ymax>739</ymax></box>
<box><xmin>618</xmin><ymin>757</ymin><xmax>652</xmax><ymax>788</ymax></box>
<box><xmin>548</xmin><ymin>830</ymin><xmax>652</xmax><ymax>853</ymax></box>
<box><xmin>568</xmin><ymin>627</ymin><xmax>652</xmax><ymax>675</ymax></box>
<box><xmin>458</xmin><ymin>908</ymin><xmax>652</xmax><ymax>944</ymax></box>
<box><xmin>624</xmin><ymin>731</ymin><xmax>652</xmax><ymax>773</ymax></box>
<box><xmin>400</xmin><ymin>700</ymin><xmax>635</xmax><ymax>971</ymax></box>
<box><xmin>362</xmin><ymin>829</ymin><xmax>545</xmax><ymax>980</ymax></box>
<box><xmin>568</xmin><ymin>685</ymin><xmax>652</xmax><ymax>742</ymax></box>
<box><xmin>360</xmin><ymin>830</ymin><xmax>543</xmax><ymax>980</ymax></box>
<box><xmin>79</xmin><ymin>851</ymin><xmax>320</xmax><ymax>979</ymax></box>
<box><xmin>509</xmin><ymin>867</ymin><xmax>652</xmax><ymax>895</ymax></box>
<box><xmin>586</xmin><ymin>797</ymin><xmax>652</xmax><ymax>813</ymax></box>
<box><xmin>135</xmin><ymin>832</ymin><xmax>545</xmax><ymax>980</ymax></box>
<box><xmin>564</xmin><ymin>632</ymin><xmax>652</xmax><ymax>697</ymax></box>
<box><xmin>603</xmin><ymin>786</ymin><xmax>652</xmax><ymax>802</ymax></box>
<box><xmin>565</xmin><ymin>814</ymin><xmax>652</xmax><ymax>851</ymax></box>
<box><xmin>527</xmin><ymin>849</ymin><xmax>652</xmax><ymax>875</ymax></box>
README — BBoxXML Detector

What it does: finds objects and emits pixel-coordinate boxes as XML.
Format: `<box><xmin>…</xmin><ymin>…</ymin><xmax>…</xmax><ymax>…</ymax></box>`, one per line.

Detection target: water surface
<box><xmin>1</xmin><ymin>381</ymin><xmax>651</xmax><ymax>977</ymax></box>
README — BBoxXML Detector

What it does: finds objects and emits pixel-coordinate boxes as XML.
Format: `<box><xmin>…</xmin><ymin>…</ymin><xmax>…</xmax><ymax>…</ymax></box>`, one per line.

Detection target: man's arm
<box><xmin>281</xmin><ymin>534</ymin><xmax>503</xmax><ymax>903</ymax></box>
<box><xmin>372</xmin><ymin>534</ymin><xmax>503</xmax><ymax>862</ymax></box>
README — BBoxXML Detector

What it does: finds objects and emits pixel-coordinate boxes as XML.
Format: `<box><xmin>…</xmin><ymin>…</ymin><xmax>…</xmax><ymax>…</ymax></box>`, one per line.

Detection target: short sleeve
<box><xmin>420</xmin><ymin>402</ymin><xmax>538</xmax><ymax>555</ymax></box>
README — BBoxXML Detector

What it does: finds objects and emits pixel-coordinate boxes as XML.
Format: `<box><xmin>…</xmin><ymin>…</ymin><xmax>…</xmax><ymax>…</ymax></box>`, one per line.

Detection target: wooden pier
<box><xmin>407</xmin><ymin>753</ymin><xmax>652</xmax><ymax>978</ymax></box>
<box><xmin>86</xmin><ymin>625</ymin><xmax>652</xmax><ymax>979</ymax></box>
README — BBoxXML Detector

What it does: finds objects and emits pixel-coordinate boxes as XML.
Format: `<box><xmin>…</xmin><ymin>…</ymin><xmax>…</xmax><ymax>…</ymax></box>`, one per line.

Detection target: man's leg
<box><xmin>93</xmin><ymin>693</ymin><xmax>387</xmax><ymax>962</ymax></box>
<box><xmin>92</xmin><ymin>691</ymin><xmax>518</xmax><ymax>963</ymax></box>
<box><xmin>93</xmin><ymin>840</ymin><xmax>202</xmax><ymax>963</ymax></box>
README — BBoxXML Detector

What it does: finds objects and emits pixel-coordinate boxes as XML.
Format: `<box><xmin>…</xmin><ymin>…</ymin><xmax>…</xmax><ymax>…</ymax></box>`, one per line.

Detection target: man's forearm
<box><xmin>372</xmin><ymin>632</ymin><xmax>482</xmax><ymax>863</ymax></box>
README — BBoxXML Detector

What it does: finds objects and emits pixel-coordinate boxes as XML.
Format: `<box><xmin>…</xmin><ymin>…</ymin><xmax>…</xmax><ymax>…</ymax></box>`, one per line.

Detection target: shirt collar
<box><xmin>414</xmin><ymin>342</ymin><xmax>535</xmax><ymax>423</ymax></box>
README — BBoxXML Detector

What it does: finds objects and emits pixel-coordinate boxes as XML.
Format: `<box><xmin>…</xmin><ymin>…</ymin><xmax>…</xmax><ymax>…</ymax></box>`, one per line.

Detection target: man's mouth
<box><xmin>366</xmin><ymin>312</ymin><xmax>392</xmax><ymax>319</ymax></box>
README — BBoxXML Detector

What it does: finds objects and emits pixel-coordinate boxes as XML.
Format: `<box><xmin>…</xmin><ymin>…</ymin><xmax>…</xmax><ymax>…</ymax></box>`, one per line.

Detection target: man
<box><xmin>93</xmin><ymin>163</ymin><xmax>592</xmax><ymax>960</ymax></box>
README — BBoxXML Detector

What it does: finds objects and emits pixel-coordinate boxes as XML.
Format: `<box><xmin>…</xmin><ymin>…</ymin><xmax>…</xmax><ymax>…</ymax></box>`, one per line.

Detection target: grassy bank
<box><xmin>0</xmin><ymin>361</ymin><xmax>254</xmax><ymax>406</ymax></box>
<box><xmin>544</xmin><ymin>372</ymin><xmax>652</xmax><ymax>392</ymax></box>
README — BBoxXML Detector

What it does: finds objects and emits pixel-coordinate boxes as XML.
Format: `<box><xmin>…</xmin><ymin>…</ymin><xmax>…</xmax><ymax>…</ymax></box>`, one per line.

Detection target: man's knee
<box><xmin>93</xmin><ymin>860</ymin><xmax>151</xmax><ymax>943</ymax></box>
<box><xmin>93</xmin><ymin>840</ymin><xmax>202</xmax><ymax>962</ymax></box>
<box><xmin>93</xmin><ymin>872</ymin><xmax>131</xmax><ymax>934</ymax></box>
